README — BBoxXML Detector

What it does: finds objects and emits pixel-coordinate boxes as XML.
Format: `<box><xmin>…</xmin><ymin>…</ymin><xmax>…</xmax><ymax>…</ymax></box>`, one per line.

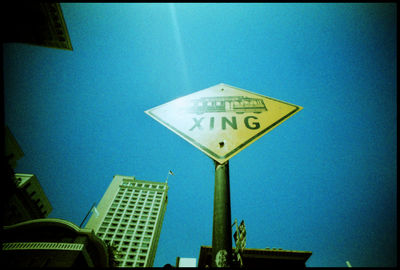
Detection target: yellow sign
<box><xmin>145</xmin><ymin>83</ymin><xmax>303</xmax><ymax>164</ymax></box>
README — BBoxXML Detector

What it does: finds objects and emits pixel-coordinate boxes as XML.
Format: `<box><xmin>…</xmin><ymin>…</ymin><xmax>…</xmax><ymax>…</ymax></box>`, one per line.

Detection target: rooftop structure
<box><xmin>2</xmin><ymin>218</ymin><xmax>110</xmax><ymax>267</ymax></box>
<box><xmin>198</xmin><ymin>246</ymin><xmax>312</xmax><ymax>267</ymax></box>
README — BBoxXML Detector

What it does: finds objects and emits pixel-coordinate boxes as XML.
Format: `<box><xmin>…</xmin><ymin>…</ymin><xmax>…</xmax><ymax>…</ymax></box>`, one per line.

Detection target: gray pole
<box><xmin>79</xmin><ymin>202</ymin><xmax>96</xmax><ymax>228</ymax></box>
<box><xmin>212</xmin><ymin>160</ymin><xmax>232</xmax><ymax>267</ymax></box>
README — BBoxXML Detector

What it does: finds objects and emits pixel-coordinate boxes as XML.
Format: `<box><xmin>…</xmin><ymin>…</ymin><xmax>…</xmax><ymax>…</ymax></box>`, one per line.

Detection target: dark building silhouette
<box><xmin>198</xmin><ymin>246</ymin><xmax>312</xmax><ymax>267</ymax></box>
<box><xmin>4</xmin><ymin>127</ymin><xmax>52</xmax><ymax>225</ymax></box>
<box><xmin>2</xmin><ymin>2</ymin><xmax>72</xmax><ymax>50</ymax></box>
<box><xmin>2</xmin><ymin>218</ymin><xmax>111</xmax><ymax>267</ymax></box>
<box><xmin>3</xmin><ymin>128</ymin><xmax>113</xmax><ymax>266</ymax></box>
<box><xmin>4</xmin><ymin>173</ymin><xmax>53</xmax><ymax>226</ymax></box>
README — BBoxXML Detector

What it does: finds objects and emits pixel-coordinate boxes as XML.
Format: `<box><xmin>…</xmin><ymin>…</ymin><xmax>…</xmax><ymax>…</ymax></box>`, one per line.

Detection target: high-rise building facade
<box><xmin>85</xmin><ymin>175</ymin><xmax>168</xmax><ymax>267</ymax></box>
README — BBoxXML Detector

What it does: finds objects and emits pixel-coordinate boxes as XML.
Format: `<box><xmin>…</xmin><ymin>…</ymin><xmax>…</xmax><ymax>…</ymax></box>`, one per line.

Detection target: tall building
<box><xmin>4</xmin><ymin>173</ymin><xmax>53</xmax><ymax>226</ymax></box>
<box><xmin>85</xmin><ymin>175</ymin><xmax>168</xmax><ymax>267</ymax></box>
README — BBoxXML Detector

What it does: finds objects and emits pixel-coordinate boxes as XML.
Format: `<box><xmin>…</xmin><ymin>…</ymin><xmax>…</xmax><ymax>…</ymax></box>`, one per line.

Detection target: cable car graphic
<box><xmin>188</xmin><ymin>96</ymin><xmax>268</xmax><ymax>114</ymax></box>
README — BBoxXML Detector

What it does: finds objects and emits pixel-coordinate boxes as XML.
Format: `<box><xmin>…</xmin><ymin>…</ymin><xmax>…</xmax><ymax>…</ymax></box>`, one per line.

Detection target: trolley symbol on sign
<box><xmin>188</xmin><ymin>96</ymin><xmax>268</xmax><ymax>115</ymax></box>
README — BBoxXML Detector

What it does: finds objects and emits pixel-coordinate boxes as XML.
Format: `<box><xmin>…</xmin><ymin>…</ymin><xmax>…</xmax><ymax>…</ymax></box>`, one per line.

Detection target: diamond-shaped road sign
<box><xmin>145</xmin><ymin>83</ymin><xmax>303</xmax><ymax>164</ymax></box>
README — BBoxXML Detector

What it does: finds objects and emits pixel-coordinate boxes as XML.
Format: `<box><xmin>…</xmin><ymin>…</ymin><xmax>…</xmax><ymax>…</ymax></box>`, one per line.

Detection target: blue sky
<box><xmin>3</xmin><ymin>3</ymin><xmax>396</xmax><ymax>267</ymax></box>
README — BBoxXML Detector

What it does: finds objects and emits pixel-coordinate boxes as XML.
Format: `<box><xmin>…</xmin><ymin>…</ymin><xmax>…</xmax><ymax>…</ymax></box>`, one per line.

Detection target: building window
<box><xmin>123</xmin><ymin>241</ymin><xmax>130</xmax><ymax>246</ymax></box>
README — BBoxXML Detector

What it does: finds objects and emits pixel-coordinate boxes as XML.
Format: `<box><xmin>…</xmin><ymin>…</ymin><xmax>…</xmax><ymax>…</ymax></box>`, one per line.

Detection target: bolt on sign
<box><xmin>145</xmin><ymin>83</ymin><xmax>303</xmax><ymax>164</ymax></box>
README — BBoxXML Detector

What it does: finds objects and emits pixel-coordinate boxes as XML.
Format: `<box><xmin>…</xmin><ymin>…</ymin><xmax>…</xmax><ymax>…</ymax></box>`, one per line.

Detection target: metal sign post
<box><xmin>212</xmin><ymin>160</ymin><xmax>232</xmax><ymax>267</ymax></box>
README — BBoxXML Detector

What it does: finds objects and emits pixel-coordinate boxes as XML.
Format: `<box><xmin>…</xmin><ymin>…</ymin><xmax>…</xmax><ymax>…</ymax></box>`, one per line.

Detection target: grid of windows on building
<box><xmin>94</xmin><ymin>179</ymin><xmax>167</xmax><ymax>267</ymax></box>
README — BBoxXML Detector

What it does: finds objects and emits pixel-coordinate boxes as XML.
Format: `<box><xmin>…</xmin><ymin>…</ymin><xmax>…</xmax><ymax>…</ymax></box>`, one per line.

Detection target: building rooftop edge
<box><xmin>200</xmin><ymin>245</ymin><xmax>312</xmax><ymax>254</ymax></box>
<box><xmin>113</xmin><ymin>175</ymin><xmax>168</xmax><ymax>185</ymax></box>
